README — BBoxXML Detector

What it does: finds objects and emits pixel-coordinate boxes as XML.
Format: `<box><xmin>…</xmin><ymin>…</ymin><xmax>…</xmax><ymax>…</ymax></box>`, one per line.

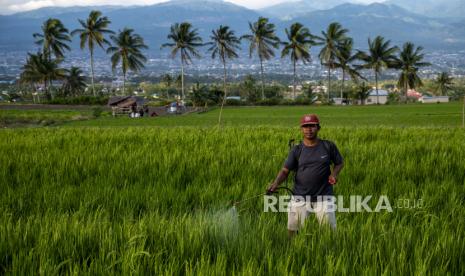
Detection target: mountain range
<box><xmin>0</xmin><ymin>0</ymin><xmax>464</xmax><ymax>53</ymax></box>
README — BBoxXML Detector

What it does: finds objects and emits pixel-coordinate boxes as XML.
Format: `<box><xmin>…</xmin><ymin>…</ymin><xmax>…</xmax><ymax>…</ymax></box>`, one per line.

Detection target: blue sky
<box><xmin>0</xmin><ymin>0</ymin><xmax>382</xmax><ymax>14</ymax></box>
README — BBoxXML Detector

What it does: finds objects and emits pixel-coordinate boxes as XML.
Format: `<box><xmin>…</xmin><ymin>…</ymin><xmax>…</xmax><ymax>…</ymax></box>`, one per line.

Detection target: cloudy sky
<box><xmin>0</xmin><ymin>0</ymin><xmax>381</xmax><ymax>14</ymax></box>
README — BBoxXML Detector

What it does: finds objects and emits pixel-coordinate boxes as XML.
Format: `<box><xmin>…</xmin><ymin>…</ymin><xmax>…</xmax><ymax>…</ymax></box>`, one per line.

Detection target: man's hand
<box><xmin>328</xmin><ymin>175</ymin><xmax>337</xmax><ymax>185</ymax></box>
<box><xmin>266</xmin><ymin>182</ymin><xmax>278</xmax><ymax>195</ymax></box>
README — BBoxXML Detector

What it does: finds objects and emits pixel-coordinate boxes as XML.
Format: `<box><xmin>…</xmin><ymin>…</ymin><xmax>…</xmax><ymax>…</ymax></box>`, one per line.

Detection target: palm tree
<box><xmin>334</xmin><ymin>38</ymin><xmax>363</xmax><ymax>99</ymax></box>
<box><xmin>317</xmin><ymin>22</ymin><xmax>348</xmax><ymax>102</ymax></box>
<box><xmin>434</xmin><ymin>72</ymin><xmax>454</xmax><ymax>96</ymax></box>
<box><xmin>355</xmin><ymin>82</ymin><xmax>371</xmax><ymax>105</ymax></box>
<box><xmin>20</xmin><ymin>52</ymin><xmax>66</xmax><ymax>100</ymax></box>
<box><xmin>162</xmin><ymin>22</ymin><xmax>203</xmax><ymax>101</ymax></box>
<box><xmin>71</xmin><ymin>10</ymin><xmax>114</xmax><ymax>96</ymax></box>
<box><xmin>207</xmin><ymin>25</ymin><xmax>241</xmax><ymax>126</ymax></box>
<box><xmin>396</xmin><ymin>42</ymin><xmax>430</xmax><ymax>101</ymax></box>
<box><xmin>241</xmin><ymin>17</ymin><xmax>280</xmax><ymax>100</ymax></box>
<box><xmin>281</xmin><ymin>22</ymin><xmax>315</xmax><ymax>99</ymax></box>
<box><xmin>62</xmin><ymin>67</ymin><xmax>87</xmax><ymax>96</ymax></box>
<box><xmin>107</xmin><ymin>28</ymin><xmax>148</xmax><ymax>94</ymax></box>
<box><xmin>33</xmin><ymin>18</ymin><xmax>71</xmax><ymax>60</ymax></box>
<box><xmin>356</xmin><ymin>36</ymin><xmax>399</xmax><ymax>104</ymax></box>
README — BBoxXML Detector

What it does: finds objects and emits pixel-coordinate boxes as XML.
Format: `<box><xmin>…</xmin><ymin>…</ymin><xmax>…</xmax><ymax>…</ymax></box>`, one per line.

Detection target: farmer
<box><xmin>267</xmin><ymin>114</ymin><xmax>344</xmax><ymax>236</ymax></box>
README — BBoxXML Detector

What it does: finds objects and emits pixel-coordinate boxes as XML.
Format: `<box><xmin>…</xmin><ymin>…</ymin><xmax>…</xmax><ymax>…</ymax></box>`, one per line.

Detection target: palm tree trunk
<box><xmin>181</xmin><ymin>59</ymin><xmax>185</xmax><ymax>101</ymax></box>
<box><xmin>375</xmin><ymin>72</ymin><xmax>379</xmax><ymax>105</ymax></box>
<box><xmin>90</xmin><ymin>49</ymin><xmax>96</xmax><ymax>97</ymax></box>
<box><xmin>293</xmin><ymin>59</ymin><xmax>296</xmax><ymax>100</ymax></box>
<box><xmin>341</xmin><ymin>69</ymin><xmax>345</xmax><ymax>100</ymax></box>
<box><xmin>404</xmin><ymin>82</ymin><xmax>408</xmax><ymax>103</ymax></box>
<box><xmin>327</xmin><ymin>66</ymin><xmax>331</xmax><ymax>102</ymax></box>
<box><xmin>218</xmin><ymin>59</ymin><xmax>227</xmax><ymax>127</ymax></box>
<box><xmin>44</xmin><ymin>80</ymin><xmax>49</xmax><ymax>101</ymax></box>
<box><xmin>260</xmin><ymin>57</ymin><xmax>265</xmax><ymax>100</ymax></box>
<box><xmin>123</xmin><ymin>71</ymin><xmax>126</xmax><ymax>95</ymax></box>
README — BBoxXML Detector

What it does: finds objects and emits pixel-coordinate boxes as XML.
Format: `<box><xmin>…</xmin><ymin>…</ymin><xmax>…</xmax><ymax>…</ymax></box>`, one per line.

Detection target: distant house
<box><xmin>419</xmin><ymin>96</ymin><xmax>449</xmax><ymax>103</ymax></box>
<box><xmin>365</xmin><ymin>89</ymin><xmax>389</xmax><ymax>105</ymax></box>
<box><xmin>108</xmin><ymin>96</ymin><xmax>147</xmax><ymax>116</ymax></box>
<box><xmin>407</xmin><ymin>89</ymin><xmax>422</xmax><ymax>99</ymax></box>
<box><xmin>226</xmin><ymin>96</ymin><xmax>241</xmax><ymax>101</ymax></box>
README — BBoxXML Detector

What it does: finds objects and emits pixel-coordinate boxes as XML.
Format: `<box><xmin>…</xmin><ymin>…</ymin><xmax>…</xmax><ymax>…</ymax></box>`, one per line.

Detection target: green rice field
<box><xmin>1</xmin><ymin>103</ymin><xmax>464</xmax><ymax>274</ymax></box>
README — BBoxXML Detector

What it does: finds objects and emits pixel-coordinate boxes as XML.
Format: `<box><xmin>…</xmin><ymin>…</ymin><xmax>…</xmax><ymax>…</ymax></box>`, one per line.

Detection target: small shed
<box><xmin>108</xmin><ymin>96</ymin><xmax>147</xmax><ymax>116</ymax></box>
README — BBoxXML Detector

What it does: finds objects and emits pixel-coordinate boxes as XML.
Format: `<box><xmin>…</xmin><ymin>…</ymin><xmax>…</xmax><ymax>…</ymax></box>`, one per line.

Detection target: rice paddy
<box><xmin>1</xmin><ymin>103</ymin><xmax>464</xmax><ymax>274</ymax></box>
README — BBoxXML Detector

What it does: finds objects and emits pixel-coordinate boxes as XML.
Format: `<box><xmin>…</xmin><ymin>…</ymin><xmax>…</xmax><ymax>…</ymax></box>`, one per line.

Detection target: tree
<box><xmin>434</xmin><ymin>72</ymin><xmax>454</xmax><ymax>96</ymax></box>
<box><xmin>162</xmin><ymin>22</ymin><xmax>203</xmax><ymax>101</ymax></box>
<box><xmin>396</xmin><ymin>42</ymin><xmax>430</xmax><ymax>101</ymax></box>
<box><xmin>71</xmin><ymin>10</ymin><xmax>114</xmax><ymax>96</ymax></box>
<box><xmin>240</xmin><ymin>75</ymin><xmax>260</xmax><ymax>103</ymax></box>
<box><xmin>334</xmin><ymin>38</ymin><xmax>363</xmax><ymax>99</ymax></box>
<box><xmin>281</xmin><ymin>22</ymin><xmax>315</xmax><ymax>99</ymax></box>
<box><xmin>161</xmin><ymin>74</ymin><xmax>173</xmax><ymax>88</ymax></box>
<box><xmin>317</xmin><ymin>22</ymin><xmax>348</xmax><ymax>102</ymax></box>
<box><xmin>356</xmin><ymin>36</ymin><xmax>399</xmax><ymax>104</ymax></box>
<box><xmin>241</xmin><ymin>17</ymin><xmax>280</xmax><ymax>100</ymax></box>
<box><xmin>20</xmin><ymin>52</ymin><xmax>66</xmax><ymax>100</ymax></box>
<box><xmin>354</xmin><ymin>82</ymin><xmax>371</xmax><ymax>105</ymax></box>
<box><xmin>107</xmin><ymin>28</ymin><xmax>148</xmax><ymax>95</ymax></box>
<box><xmin>33</xmin><ymin>18</ymin><xmax>71</xmax><ymax>61</ymax></box>
<box><xmin>62</xmin><ymin>67</ymin><xmax>87</xmax><ymax>97</ymax></box>
<box><xmin>207</xmin><ymin>25</ymin><xmax>241</xmax><ymax>126</ymax></box>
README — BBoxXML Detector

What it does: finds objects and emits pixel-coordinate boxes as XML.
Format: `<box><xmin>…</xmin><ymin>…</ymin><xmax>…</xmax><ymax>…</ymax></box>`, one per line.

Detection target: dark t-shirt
<box><xmin>284</xmin><ymin>140</ymin><xmax>343</xmax><ymax>199</ymax></box>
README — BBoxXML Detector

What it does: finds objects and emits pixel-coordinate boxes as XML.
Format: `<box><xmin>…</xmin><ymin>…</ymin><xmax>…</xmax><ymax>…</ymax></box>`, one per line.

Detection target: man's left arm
<box><xmin>328</xmin><ymin>142</ymin><xmax>344</xmax><ymax>185</ymax></box>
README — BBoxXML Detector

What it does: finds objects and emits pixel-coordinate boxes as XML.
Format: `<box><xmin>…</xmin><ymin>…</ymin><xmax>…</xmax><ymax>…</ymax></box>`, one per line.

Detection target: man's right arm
<box><xmin>267</xmin><ymin>167</ymin><xmax>290</xmax><ymax>193</ymax></box>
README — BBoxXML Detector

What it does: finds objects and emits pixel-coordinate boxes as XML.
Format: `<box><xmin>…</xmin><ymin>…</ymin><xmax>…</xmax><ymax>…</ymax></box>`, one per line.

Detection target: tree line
<box><xmin>21</xmin><ymin>11</ymin><xmax>456</xmax><ymax>109</ymax></box>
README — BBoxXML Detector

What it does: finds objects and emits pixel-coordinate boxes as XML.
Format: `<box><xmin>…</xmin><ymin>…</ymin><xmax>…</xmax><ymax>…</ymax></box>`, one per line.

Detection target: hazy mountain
<box><xmin>282</xmin><ymin>3</ymin><xmax>464</xmax><ymax>50</ymax></box>
<box><xmin>0</xmin><ymin>0</ymin><xmax>464</xmax><ymax>53</ymax></box>
<box><xmin>0</xmin><ymin>0</ymin><xmax>260</xmax><ymax>52</ymax></box>
<box><xmin>259</xmin><ymin>0</ymin><xmax>347</xmax><ymax>20</ymax></box>
<box><xmin>384</xmin><ymin>0</ymin><xmax>465</xmax><ymax>20</ymax></box>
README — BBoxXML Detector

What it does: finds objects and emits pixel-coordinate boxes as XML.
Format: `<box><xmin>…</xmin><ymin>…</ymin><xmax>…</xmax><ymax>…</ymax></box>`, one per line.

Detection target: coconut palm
<box><xmin>356</xmin><ymin>36</ymin><xmax>399</xmax><ymax>104</ymax></box>
<box><xmin>241</xmin><ymin>17</ymin><xmax>280</xmax><ymax>100</ymax></box>
<box><xmin>317</xmin><ymin>22</ymin><xmax>348</xmax><ymax>102</ymax></box>
<box><xmin>162</xmin><ymin>22</ymin><xmax>203</xmax><ymax>101</ymax></box>
<box><xmin>434</xmin><ymin>72</ymin><xmax>454</xmax><ymax>96</ymax></box>
<box><xmin>20</xmin><ymin>52</ymin><xmax>66</xmax><ymax>100</ymax></box>
<box><xmin>396</xmin><ymin>42</ymin><xmax>430</xmax><ymax>101</ymax></box>
<box><xmin>281</xmin><ymin>22</ymin><xmax>316</xmax><ymax>99</ymax></box>
<box><xmin>334</xmin><ymin>38</ymin><xmax>364</xmax><ymax>99</ymax></box>
<box><xmin>207</xmin><ymin>25</ymin><xmax>241</xmax><ymax>125</ymax></box>
<box><xmin>62</xmin><ymin>67</ymin><xmax>87</xmax><ymax>97</ymax></box>
<box><xmin>71</xmin><ymin>10</ymin><xmax>114</xmax><ymax>96</ymax></box>
<box><xmin>107</xmin><ymin>28</ymin><xmax>148</xmax><ymax>95</ymax></box>
<box><xmin>33</xmin><ymin>18</ymin><xmax>71</xmax><ymax>61</ymax></box>
<box><xmin>355</xmin><ymin>82</ymin><xmax>371</xmax><ymax>105</ymax></box>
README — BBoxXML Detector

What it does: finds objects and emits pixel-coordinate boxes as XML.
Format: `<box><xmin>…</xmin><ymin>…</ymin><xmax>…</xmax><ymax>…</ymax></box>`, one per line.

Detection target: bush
<box><xmin>45</xmin><ymin>96</ymin><xmax>109</xmax><ymax>105</ymax></box>
<box><xmin>92</xmin><ymin>107</ymin><xmax>103</xmax><ymax>118</ymax></box>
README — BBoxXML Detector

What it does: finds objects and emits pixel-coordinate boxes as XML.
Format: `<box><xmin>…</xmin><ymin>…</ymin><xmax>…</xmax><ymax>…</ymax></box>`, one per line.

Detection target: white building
<box><xmin>419</xmin><ymin>96</ymin><xmax>449</xmax><ymax>103</ymax></box>
<box><xmin>365</xmin><ymin>89</ymin><xmax>389</xmax><ymax>105</ymax></box>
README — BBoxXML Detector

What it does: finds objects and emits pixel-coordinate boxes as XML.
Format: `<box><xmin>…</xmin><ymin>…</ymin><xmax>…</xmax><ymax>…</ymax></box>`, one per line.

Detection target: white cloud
<box><xmin>8</xmin><ymin>0</ymin><xmax>54</xmax><ymax>11</ymax></box>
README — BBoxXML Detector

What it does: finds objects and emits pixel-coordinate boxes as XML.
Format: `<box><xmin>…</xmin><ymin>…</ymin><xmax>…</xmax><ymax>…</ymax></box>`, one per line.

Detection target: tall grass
<box><xmin>1</xmin><ymin>127</ymin><xmax>464</xmax><ymax>274</ymax></box>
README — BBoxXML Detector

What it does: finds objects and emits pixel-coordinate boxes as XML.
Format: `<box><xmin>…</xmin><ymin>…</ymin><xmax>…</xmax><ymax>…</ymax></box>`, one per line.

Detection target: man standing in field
<box><xmin>267</xmin><ymin>114</ymin><xmax>344</xmax><ymax>236</ymax></box>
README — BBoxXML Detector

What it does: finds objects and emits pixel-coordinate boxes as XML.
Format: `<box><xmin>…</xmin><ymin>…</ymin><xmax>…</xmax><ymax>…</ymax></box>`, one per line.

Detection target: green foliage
<box><xmin>0</xmin><ymin>127</ymin><xmax>464</xmax><ymax>273</ymax></box>
<box><xmin>92</xmin><ymin>107</ymin><xmax>103</xmax><ymax>118</ymax></box>
<box><xmin>44</xmin><ymin>95</ymin><xmax>109</xmax><ymax>105</ymax></box>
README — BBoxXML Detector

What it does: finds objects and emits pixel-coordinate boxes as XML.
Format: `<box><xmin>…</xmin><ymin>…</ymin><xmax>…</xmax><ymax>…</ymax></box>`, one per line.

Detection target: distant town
<box><xmin>1</xmin><ymin>49</ymin><xmax>465</xmax><ymax>84</ymax></box>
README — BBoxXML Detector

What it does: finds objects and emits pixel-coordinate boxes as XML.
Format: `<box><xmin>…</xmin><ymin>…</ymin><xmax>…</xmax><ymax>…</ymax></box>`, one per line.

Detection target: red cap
<box><xmin>300</xmin><ymin>114</ymin><xmax>320</xmax><ymax>126</ymax></box>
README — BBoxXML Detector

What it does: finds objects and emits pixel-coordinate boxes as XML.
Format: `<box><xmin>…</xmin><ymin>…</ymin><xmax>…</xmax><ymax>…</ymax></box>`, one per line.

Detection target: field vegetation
<box><xmin>1</xmin><ymin>104</ymin><xmax>464</xmax><ymax>274</ymax></box>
